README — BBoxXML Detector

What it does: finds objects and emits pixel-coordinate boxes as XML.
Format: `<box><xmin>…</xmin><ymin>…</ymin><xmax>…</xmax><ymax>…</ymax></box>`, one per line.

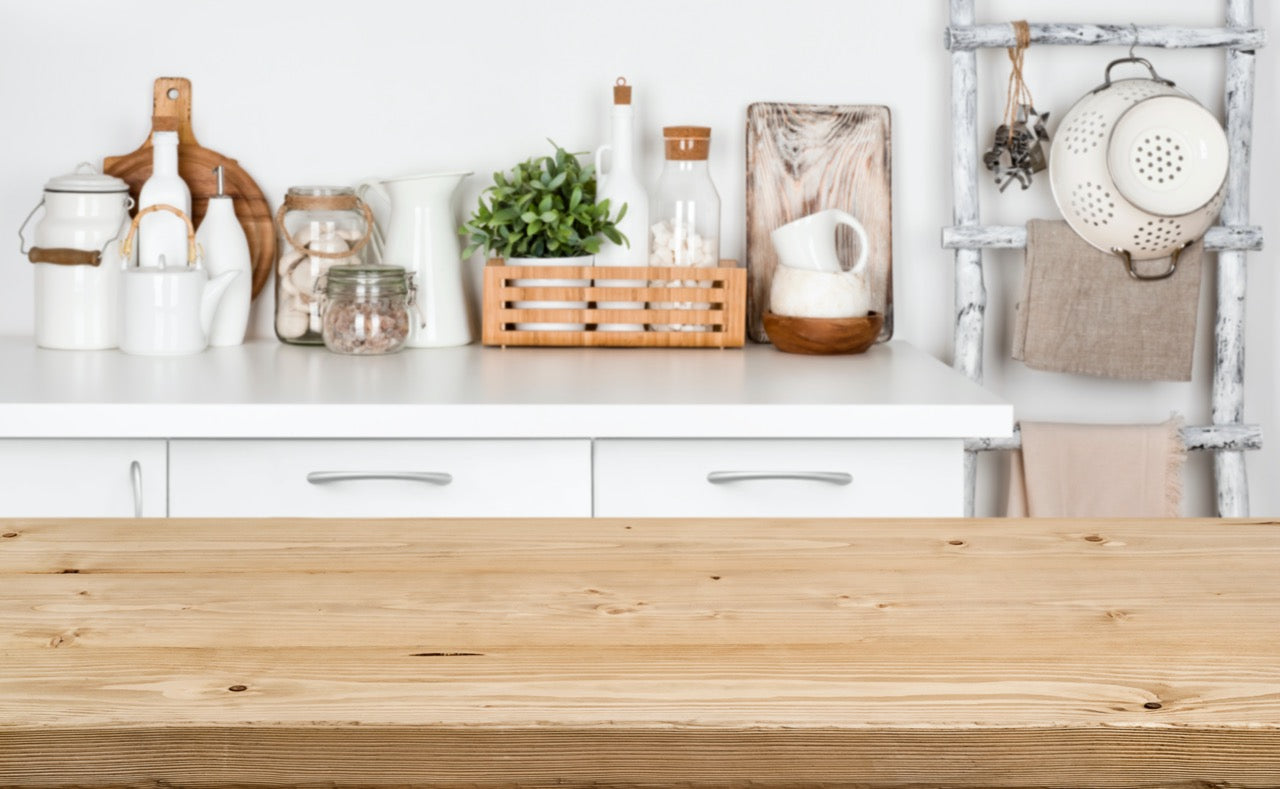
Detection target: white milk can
<box><xmin>19</xmin><ymin>163</ymin><xmax>133</xmax><ymax>349</ymax></box>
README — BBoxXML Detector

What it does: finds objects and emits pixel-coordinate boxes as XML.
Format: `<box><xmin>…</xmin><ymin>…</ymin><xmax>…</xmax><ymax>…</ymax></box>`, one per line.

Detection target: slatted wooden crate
<box><xmin>482</xmin><ymin>260</ymin><xmax>746</xmax><ymax>348</ymax></box>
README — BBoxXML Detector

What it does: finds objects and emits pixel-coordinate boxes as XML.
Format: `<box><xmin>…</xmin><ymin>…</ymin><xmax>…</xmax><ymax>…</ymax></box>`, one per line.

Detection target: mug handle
<box><xmin>831</xmin><ymin>210</ymin><xmax>869</xmax><ymax>275</ymax></box>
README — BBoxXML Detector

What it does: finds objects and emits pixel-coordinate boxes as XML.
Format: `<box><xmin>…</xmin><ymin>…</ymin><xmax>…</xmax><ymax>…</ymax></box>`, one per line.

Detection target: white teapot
<box><xmin>118</xmin><ymin>205</ymin><xmax>239</xmax><ymax>356</ymax></box>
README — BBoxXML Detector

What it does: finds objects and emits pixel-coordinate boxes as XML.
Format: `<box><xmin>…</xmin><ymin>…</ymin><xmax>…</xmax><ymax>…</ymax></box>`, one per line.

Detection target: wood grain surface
<box><xmin>746</xmin><ymin>104</ymin><xmax>892</xmax><ymax>343</ymax></box>
<box><xmin>103</xmin><ymin>77</ymin><xmax>274</xmax><ymax>300</ymax></box>
<box><xmin>1</xmin><ymin>518</ymin><xmax>1278</xmax><ymax>787</ymax></box>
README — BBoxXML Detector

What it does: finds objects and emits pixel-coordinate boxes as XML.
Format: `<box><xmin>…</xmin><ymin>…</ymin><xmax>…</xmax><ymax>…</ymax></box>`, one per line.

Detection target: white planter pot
<box><xmin>510</xmin><ymin>255</ymin><xmax>591</xmax><ymax>331</ymax></box>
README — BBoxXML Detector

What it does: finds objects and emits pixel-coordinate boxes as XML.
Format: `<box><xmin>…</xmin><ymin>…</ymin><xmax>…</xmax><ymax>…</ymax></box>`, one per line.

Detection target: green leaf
<box><xmin>461</xmin><ymin>139</ymin><xmax>632</xmax><ymax>259</ymax></box>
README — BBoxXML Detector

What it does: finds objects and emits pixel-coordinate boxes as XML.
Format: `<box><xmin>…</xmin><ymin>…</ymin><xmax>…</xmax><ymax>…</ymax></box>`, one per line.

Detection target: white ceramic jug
<box><xmin>358</xmin><ymin>172</ymin><xmax>473</xmax><ymax>348</ymax></box>
<box><xmin>19</xmin><ymin>164</ymin><xmax>134</xmax><ymax>350</ymax></box>
<box><xmin>117</xmin><ymin>205</ymin><xmax>238</xmax><ymax>356</ymax></box>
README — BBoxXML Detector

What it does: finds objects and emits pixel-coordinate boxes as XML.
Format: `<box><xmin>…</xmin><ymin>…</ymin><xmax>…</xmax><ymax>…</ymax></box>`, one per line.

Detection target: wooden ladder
<box><xmin>945</xmin><ymin>0</ymin><xmax>1266</xmax><ymax>516</ymax></box>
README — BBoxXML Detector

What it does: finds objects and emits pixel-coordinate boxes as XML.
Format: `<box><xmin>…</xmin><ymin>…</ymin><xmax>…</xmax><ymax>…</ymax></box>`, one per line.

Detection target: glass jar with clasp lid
<box><xmin>274</xmin><ymin>186</ymin><xmax>375</xmax><ymax>345</ymax></box>
<box><xmin>318</xmin><ymin>264</ymin><xmax>414</xmax><ymax>355</ymax></box>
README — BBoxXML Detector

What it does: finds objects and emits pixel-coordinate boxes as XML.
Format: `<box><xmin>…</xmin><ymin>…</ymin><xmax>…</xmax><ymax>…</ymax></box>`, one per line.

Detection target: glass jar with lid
<box><xmin>319</xmin><ymin>264</ymin><xmax>413</xmax><ymax>355</ymax></box>
<box><xmin>649</xmin><ymin>126</ymin><xmax>720</xmax><ymax>331</ymax></box>
<box><xmin>274</xmin><ymin>186</ymin><xmax>375</xmax><ymax>345</ymax></box>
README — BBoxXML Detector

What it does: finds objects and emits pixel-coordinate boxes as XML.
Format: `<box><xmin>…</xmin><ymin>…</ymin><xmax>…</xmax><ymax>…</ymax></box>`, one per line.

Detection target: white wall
<box><xmin>0</xmin><ymin>0</ymin><xmax>1273</xmax><ymax>516</ymax></box>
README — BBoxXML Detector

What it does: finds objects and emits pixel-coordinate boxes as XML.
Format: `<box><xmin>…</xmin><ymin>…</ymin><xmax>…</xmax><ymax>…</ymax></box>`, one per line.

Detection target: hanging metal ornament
<box><xmin>983</xmin><ymin>20</ymin><xmax>1050</xmax><ymax>192</ymax></box>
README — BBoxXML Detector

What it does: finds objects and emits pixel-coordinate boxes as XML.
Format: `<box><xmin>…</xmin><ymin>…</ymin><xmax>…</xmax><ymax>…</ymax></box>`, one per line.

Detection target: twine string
<box><xmin>1004</xmin><ymin>20</ymin><xmax>1034</xmax><ymax>145</ymax></box>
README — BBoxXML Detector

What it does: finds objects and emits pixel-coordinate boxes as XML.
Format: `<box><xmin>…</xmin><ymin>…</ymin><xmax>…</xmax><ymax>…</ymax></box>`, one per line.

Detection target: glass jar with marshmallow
<box><xmin>648</xmin><ymin>126</ymin><xmax>720</xmax><ymax>331</ymax></box>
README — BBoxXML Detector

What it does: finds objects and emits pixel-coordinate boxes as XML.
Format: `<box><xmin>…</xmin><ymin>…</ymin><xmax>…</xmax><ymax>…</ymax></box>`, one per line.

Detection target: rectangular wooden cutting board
<box><xmin>746</xmin><ymin>103</ymin><xmax>892</xmax><ymax>343</ymax></box>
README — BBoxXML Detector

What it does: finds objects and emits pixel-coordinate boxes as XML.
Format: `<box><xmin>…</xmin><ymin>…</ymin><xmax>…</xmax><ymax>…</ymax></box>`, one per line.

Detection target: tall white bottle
<box><xmin>594</xmin><ymin>77</ymin><xmax>649</xmax><ymax>332</ymax></box>
<box><xmin>196</xmin><ymin>166</ymin><xmax>251</xmax><ymax>346</ymax></box>
<box><xmin>138</xmin><ymin>131</ymin><xmax>192</xmax><ymax>267</ymax></box>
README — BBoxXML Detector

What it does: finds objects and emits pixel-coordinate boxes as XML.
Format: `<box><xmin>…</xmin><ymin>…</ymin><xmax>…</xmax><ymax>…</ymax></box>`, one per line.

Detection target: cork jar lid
<box><xmin>664</xmin><ymin>126</ymin><xmax>712</xmax><ymax>161</ymax></box>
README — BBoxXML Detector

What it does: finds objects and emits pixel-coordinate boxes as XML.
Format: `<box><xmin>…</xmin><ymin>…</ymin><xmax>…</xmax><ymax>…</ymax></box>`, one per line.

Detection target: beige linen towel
<box><xmin>1012</xmin><ymin>220</ymin><xmax>1203</xmax><ymax>381</ymax></box>
<box><xmin>1007</xmin><ymin>419</ymin><xmax>1185</xmax><ymax>517</ymax></box>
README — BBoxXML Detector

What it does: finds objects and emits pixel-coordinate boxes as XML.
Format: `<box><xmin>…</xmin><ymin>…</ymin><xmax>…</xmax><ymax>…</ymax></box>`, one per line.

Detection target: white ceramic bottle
<box><xmin>593</xmin><ymin>78</ymin><xmax>649</xmax><ymax>331</ymax></box>
<box><xmin>196</xmin><ymin>166</ymin><xmax>251</xmax><ymax>346</ymax></box>
<box><xmin>138</xmin><ymin>131</ymin><xmax>192</xmax><ymax>268</ymax></box>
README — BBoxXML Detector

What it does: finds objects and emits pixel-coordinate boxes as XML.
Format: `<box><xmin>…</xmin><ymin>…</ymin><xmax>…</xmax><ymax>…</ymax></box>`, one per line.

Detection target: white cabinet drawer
<box><xmin>0</xmin><ymin>439</ymin><xmax>166</xmax><ymax>517</ymax></box>
<box><xmin>593</xmin><ymin>439</ymin><xmax>963</xmax><ymax>517</ymax></box>
<box><xmin>169</xmin><ymin>440</ymin><xmax>591</xmax><ymax>517</ymax></box>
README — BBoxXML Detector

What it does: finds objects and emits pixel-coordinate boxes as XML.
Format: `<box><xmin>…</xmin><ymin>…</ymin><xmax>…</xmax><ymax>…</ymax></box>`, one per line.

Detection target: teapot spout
<box><xmin>200</xmin><ymin>271</ymin><xmax>239</xmax><ymax>338</ymax></box>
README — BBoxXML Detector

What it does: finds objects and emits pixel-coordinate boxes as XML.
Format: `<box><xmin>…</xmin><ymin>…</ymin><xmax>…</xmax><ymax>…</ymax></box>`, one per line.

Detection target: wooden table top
<box><xmin>1</xmin><ymin>518</ymin><xmax>1278</xmax><ymax>788</ymax></box>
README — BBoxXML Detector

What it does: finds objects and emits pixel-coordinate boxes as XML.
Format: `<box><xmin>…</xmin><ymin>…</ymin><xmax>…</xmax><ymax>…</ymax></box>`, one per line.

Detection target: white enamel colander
<box><xmin>1049</xmin><ymin>58</ymin><xmax>1228</xmax><ymax>280</ymax></box>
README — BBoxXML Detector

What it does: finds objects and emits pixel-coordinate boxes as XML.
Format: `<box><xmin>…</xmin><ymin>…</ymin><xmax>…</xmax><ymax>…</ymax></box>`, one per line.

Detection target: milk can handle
<box><xmin>21</xmin><ymin>189</ymin><xmax>136</xmax><ymax>265</ymax></box>
<box><xmin>17</xmin><ymin>198</ymin><xmax>44</xmax><ymax>256</ymax></box>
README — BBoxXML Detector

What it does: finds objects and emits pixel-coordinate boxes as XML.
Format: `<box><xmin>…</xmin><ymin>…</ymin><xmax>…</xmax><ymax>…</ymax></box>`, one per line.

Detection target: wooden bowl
<box><xmin>763</xmin><ymin>311</ymin><xmax>884</xmax><ymax>355</ymax></box>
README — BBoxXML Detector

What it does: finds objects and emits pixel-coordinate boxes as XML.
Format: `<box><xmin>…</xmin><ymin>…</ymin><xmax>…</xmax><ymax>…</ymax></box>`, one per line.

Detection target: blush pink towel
<box><xmin>1007</xmin><ymin>419</ymin><xmax>1185</xmax><ymax>518</ymax></box>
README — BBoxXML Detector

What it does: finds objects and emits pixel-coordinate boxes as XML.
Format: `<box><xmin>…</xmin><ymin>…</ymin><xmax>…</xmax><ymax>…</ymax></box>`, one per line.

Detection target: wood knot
<box><xmin>1084</xmin><ymin>534</ymin><xmax>1104</xmax><ymax>542</ymax></box>
<box><xmin>948</xmin><ymin>539</ymin><xmax>966</xmax><ymax>546</ymax></box>
<box><xmin>2</xmin><ymin>532</ymin><xmax>17</xmax><ymax>538</ymax></box>
<box><xmin>597</xmin><ymin>603</ymin><xmax>646</xmax><ymax>615</ymax></box>
<box><xmin>228</xmin><ymin>685</ymin><xmax>248</xmax><ymax>692</ymax></box>
<box><xmin>1144</xmin><ymin>701</ymin><xmax>1162</xmax><ymax>710</ymax></box>
<box><xmin>710</xmin><ymin>576</ymin><xmax>722</xmax><ymax>581</ymax></box>
<box><xmin>1105</xmin><ymin>609</ymin><xmax>1131</xmax><ymax>622</ymax></box>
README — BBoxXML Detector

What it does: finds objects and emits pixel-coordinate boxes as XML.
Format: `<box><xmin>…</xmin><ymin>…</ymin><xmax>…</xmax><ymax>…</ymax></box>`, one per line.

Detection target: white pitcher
<box><xmin>358</xmin><ymin>172</ymin><xmax>473</xmax><ymax>348</ymax></box>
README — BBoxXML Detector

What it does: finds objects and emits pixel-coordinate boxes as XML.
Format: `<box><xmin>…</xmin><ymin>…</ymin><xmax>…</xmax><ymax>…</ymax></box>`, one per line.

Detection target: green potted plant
<box><xmin>462</xmin><ymin>141</ymin><xmax>628</xmax><ymax>330</ymax></box>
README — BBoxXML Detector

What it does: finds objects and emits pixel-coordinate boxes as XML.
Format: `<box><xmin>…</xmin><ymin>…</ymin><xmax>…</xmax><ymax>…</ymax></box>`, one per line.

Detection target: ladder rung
<box><xmin>942</xmin><ymin>225</ymin><xmax>1264</xmax><ymax>252</ymax></box>
<box><xmin>965</xmin><ymin>424</ymin><xmax>1263</xmax><ymax>453</ymax></box>
<box><xmin>945</xmin><ymin>23</ymin><xmax>1266</xmax><ymax>51</ymax></box>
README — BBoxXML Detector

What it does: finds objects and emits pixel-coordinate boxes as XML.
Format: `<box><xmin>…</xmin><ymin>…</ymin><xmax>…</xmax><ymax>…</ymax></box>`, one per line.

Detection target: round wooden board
<box><xmin>103</xmin><ymin>78</ymin><xmax>274</xmax><ymax>300</ymax></box>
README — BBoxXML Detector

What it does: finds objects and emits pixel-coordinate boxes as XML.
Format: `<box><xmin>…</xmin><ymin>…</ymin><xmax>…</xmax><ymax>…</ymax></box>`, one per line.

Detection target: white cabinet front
<box><xmin>0</xmin><ymin>439</ymin><xmax>167</xmax><ymax>517</ymax></box>
<box><xmin>169</xmin><ymin>439</ymin><xmax>592</xmax><ymax>517</ymax></box>
<box><xmin>593</xmin><ymin>439</ymin><xmax>963</xmax><ymax>517</ymax></box>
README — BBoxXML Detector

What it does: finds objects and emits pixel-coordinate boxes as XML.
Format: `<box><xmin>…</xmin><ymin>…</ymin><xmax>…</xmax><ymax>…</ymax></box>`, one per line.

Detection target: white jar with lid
<box><xmin>18</xmin><ymin>163</ymin><xmax>134</xmax><ymax>349</ymax></box>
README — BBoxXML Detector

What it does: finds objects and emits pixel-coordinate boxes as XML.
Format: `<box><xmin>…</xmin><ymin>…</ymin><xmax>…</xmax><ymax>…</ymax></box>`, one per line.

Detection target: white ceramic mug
<box><xmin>770</xmin><ymin>209</ymin><xmax>869</xmax><ymax>275</ymax></box>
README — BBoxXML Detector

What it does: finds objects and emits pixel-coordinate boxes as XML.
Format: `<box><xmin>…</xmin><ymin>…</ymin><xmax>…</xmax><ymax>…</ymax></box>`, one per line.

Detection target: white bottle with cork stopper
<box><xmin>649</xmin><ymin>126</ymin><xmax>719</xmax><ymax>331</ymax></box>
<box><xmin>593</xmin><ymin>77</ymin><xmax>649</xmax><ymax>332</ymax></box>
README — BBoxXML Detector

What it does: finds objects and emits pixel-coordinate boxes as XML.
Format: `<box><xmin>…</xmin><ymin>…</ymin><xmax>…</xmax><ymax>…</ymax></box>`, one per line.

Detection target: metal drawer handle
<box><xmin>130</xmin><ymin>460</ymin><xmax>143</xmax><ymax>517</ymax></box>
<box><xmin>706</xmin><ymin>471</ymin><xmax>853</xmax><ymax>486</ymax></box>
<box><xmin>306</xmin><ymin>471</ymin><xmax>454</xmax><ymax>486</ymax></box>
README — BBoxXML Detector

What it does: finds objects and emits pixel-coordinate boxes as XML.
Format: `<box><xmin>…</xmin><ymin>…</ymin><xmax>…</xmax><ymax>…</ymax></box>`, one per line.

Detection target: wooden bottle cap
<box><xmin>613</xmin><ymin>77</ymin><xmax>632</xmax><ymax>105</ymax></box>
<box><xmin>663</xmin><ymin>126</ymin><xmax>712</xmax><ymax>161</ymax></box>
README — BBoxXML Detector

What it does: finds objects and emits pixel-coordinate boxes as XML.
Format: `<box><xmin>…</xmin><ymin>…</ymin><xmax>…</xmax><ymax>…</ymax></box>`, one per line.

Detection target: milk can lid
<box><xmin>45</xmin><ymin>163</ymin><xmax>130</xmax><ymax>194</ymax></box>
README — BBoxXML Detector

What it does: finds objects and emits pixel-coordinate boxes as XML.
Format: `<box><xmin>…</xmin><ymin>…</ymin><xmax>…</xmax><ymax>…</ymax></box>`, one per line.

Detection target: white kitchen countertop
<box><xmin>0</xmin><ymin>337</ymin><xmax>1012</xmax><ymax>439</ymax></box>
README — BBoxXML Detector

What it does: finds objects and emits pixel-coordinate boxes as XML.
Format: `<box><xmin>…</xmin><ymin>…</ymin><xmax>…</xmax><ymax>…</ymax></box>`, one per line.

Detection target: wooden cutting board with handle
<box><xmin>746</xmin><ymin>103</ymin><xmax>892</xmax><ymax>343</ymax></box>
<box><xmin>104</xmin><ymin>77</ymin><xmax>273</xmax><ymax>299</ymax></box>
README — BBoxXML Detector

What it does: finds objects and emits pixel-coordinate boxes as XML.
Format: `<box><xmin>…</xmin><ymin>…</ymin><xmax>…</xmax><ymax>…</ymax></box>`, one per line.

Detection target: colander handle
<box><xmin>1111</xmin><ymin>244</ymin><xmax>1188</xmax><ymax>282</ymax></box>
<box><xmin>1095</xmin><ymin>57</ymin><xmax>1176</xmax><ymax>93</ymax></box>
